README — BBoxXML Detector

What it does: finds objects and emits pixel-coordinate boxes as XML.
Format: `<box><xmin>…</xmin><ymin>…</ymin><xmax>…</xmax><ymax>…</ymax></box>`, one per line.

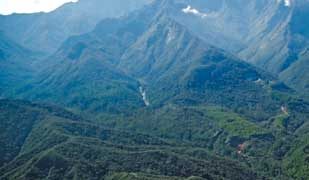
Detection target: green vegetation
<box><xmin>0</xmin><ymin>100</ymin><xmax>261</xmax><ymax>180</ymax></box>
<box><xmin>273</xmin><ymin>114</ymin><xmax>290</xmax><ymax>129</ymax></box>
<box><xmin>105</xmin><ymin>172</ymin><xmax>204</xmax><ymax>180</ymax></box>
<box><xmin>201</xmin><ymin>106</ymin><xmax>266</xmax><ymax>138</ymax></box>
<box><xmin>283</xmin><ymin>122</ymin><xmax>309</xmax><ymax>179</ymax></box>
<box><xmin>0</xmin><ymin>1</ymin><xmax>308</xmax><ymax>179</ymax></box>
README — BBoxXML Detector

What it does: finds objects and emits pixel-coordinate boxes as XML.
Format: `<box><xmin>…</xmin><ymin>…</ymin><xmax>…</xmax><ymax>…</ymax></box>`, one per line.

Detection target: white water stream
<box><xmin>139</xmin><ymin>86</ymin><xmax>150</xmax><ymax>106</ymax></box>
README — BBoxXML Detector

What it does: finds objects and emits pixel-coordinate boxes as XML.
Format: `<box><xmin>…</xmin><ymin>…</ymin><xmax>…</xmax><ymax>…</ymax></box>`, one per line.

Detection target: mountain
<box><xmin>156</xmin><ymin>0</ymin><xmax>308</xmax><ymax>94</ymax></box>
<box><xmin>0</xmin><ymin>99</ymin><xmax>82</xmax><ymax>168</ymax></box>
<box><xmin>239</xmin><ymin>0</ymin><xmax>309</xmax><ymax>94</ymax></box>
<box><xmin>0</xmin><ymin>0</ymin><xmax>308</xmax><ymax>179</ymax></box>
<box><xmin>7</xmin><ymin>2</ymin><xmax>160</xmax><ymax>115</ymax></box>
<box><xmin>0</xmin><ymin>0</ymin><xmax>153</xmax><ymax>54</ymax></box>
<box><xmin>6</xmin><ymin>1</ymin><xmax>307</xmax><ymax>178</ymax></box>
<box><xmin>13</xmin><ymin>41</ymin><xmax>145</xmax><ymax>115</ymax></box>
<box><xmin>281</xmin><ymin>119</ymin><xmax>309</xmax><ymax>179</ymax></box>
<box><xmin>0</xmin><ymin>99</ymin><xmax>261</xmax><ymax>179</ymax></box>
<box><xmin>281</xmin><ymin>49</ymin><xmax>309</xmax><ymax>97</ymax></box>
<box><xmin>0</xmin><ymin>32</ymin><xmax>36</xmax><ymax>96</ymax></box>
<box><xmin>7</xmin><ymin>1</ymin><xmax>273</xmax><ymax>118</ymax></box>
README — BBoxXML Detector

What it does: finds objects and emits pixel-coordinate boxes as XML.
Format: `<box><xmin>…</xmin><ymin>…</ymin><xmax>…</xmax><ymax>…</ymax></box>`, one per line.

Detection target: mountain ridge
<box><xmin>0</xmin><ymin>0</ymin><xmax>308</xmax><ymax>179</ymax></box>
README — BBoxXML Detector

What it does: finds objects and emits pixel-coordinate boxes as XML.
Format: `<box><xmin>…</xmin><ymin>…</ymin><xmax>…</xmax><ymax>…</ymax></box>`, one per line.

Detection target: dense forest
<box><xmin>0</xmin><ymin>0</ymin><xmax>308</xmax><ymax>179</ymax></box>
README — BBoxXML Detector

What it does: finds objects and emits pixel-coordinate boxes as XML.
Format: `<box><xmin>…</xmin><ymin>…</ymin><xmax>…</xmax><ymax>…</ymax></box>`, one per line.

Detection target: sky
<box><xmin>0</xmin><ymin>0</ymin><xmax>78</xmax><ymax>15</ymax></box>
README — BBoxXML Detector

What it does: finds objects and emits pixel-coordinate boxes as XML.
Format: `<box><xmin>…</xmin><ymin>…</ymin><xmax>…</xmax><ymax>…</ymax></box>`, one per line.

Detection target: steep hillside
<box><xmin>0</xmin><ymin>99</ymin><xmax>81</xmax><ymax>167</ymax></box>
<box><xmin>7</xmin><ymin>2</ymin><xmax>307</xmax><ymax>178</ymax></box>
<box><xmin>281</xmin><ymin>49</ymin><xmax>309</xmax><ymax>96</ymax></box>
<box><xmin>239</xmin><ymin>0</ymin><xmax>309</xmax><ymax>92</ymax></box>
<box><xmin>113</xmin><ymin>3</ymin><xmax>307</xmax><ymax>126</ymax></box>
<box><xmin>156</xmin><ymin>0</ymin><xmax>308</xmax><ymax>93</ymax></box>
<box><xmin>15</xmin><ymin>45</ymin><xmax>145</xmax><ymax>115</ymax></box>
<box><xmin>8</xmin><ymin>0</ymin><xmax>162</xmax><ymax>115</ymax></box>
<box><xmin>0</xmin><ymin>1</ymin><xmax>308</xmax><ymax>179</ymax></box>
<box><xmin>0</xmin><ymin>32</ymin><xmax>35</xmax><ymax>96</ymax></box>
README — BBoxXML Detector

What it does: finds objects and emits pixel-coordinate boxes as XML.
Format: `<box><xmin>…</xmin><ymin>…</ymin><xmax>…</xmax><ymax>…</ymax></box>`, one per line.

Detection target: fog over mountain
<box><xmin>0</xmin><ymin>0</ymin><xmax>308</xmax><ymax>179</ymax></box>
<box><xmin>0</xmin><ymin>0</ymin><xmax>153</xmax><ymax>53</ymax></box>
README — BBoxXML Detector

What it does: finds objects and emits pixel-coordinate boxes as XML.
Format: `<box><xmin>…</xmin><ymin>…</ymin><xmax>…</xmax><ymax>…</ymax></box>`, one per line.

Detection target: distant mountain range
<box><xmin>0</xmin><ymin>0</ymin><xmax>308</xmax><ymax>179</ymax></box>
<box><xmin>0</xmin><ymin>0</ymin><xmax>153</xmax><ymax>53</ymax></box>
<box><xmin>161</xmin><ymin>0</ymin><xmax>309</xmax><ymax>94</ymax></box>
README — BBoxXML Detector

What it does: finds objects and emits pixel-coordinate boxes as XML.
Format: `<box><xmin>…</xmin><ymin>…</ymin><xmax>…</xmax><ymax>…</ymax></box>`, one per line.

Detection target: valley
<box><xmin>0</xmin><ymin>0</ymin><xmax>308</xmax><ymax>179</ymax></box>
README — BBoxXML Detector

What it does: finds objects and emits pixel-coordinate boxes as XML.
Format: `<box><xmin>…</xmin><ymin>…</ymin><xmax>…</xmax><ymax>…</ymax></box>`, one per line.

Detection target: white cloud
<box><xmin>284</xmin><ymin>0</ymin><xmax>291</xmax><ymax>7</ymax></box>
<box><xmin>182</xmin><ymin>5</ymin><xmax>208</xmax><ymax>18</ymax></box>
<box><xmin>277</xmin><ymin>0</ymin><xmax>292</xmax><ymax>7</ymax></box>
<box><xmin>0</xmin><ymin>0</ymin><xmax>78</xmax><ymax>15</ymax></box>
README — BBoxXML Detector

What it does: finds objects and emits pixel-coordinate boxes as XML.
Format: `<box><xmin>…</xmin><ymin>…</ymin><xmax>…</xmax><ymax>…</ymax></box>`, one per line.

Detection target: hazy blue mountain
<box><xmin>156</xmin><ymin>0</ymin><xmax>308</xmax><ymax>94</ymax></box>
<box><xmin>0</xmin><ymin>32</ymin><xmax>36</xmax><ymax>96</ymax></box>
<box><xmin>239</xmin><ymin>0</ymin><xmax>309</xmax><ymax>94</ymax></box>
<box><xmin>281</xmin><ymin>49</ymin><xmax>309</xmax><ymax>97</ymax></box>
<box><xmin>14</xmin><ymin>42</ymin><xmax>145</xmax><ymax>115</ymax></box>
<box><xmin>8</xmin><ymin>1</ymin><xmax>161</xmax><ymax>115</ymax></box>
<box><xmin>0</xmin><ymin>0</ymin><xmax>153</xmax><ymax>54</ymax></box>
